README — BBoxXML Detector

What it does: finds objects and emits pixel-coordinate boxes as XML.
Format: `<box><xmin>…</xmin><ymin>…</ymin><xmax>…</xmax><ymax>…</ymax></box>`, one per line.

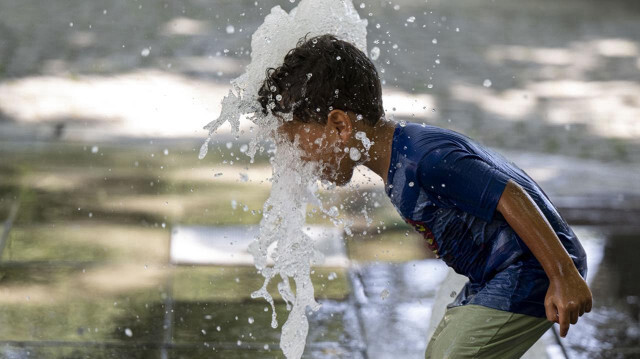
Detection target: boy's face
<box><xmin>277</xmin><ymin>115</ymin><xmax>356</xmax><ymax>186</ymax></box>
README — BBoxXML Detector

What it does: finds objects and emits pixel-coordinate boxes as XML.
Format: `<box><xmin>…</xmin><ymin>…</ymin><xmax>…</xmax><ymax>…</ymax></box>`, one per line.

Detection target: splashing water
<box><xmin>199</xmin><ymin>0</ymin><xmax>368</xmax><ymax>358</ymax></box>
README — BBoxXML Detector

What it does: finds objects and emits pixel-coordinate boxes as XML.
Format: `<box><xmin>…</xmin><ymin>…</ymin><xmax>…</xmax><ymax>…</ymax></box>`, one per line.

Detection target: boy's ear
<box><xmin>327</xmin><ymin>109</ymin><xmax>353</xmax><ymax>143</ymax></box>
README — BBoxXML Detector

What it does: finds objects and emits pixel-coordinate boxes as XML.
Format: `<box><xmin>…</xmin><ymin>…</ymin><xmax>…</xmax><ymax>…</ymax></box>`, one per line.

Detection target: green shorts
<box><xmin>425</xmin><ymin>304</ymin><xmax>553</xmax><ymax>359</ymax></box>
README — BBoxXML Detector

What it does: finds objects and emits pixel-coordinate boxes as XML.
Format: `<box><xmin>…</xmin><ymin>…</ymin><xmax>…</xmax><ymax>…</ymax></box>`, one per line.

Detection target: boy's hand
<box><xmin>544</xmin><ymin>272</ymin><xmax>593</xmax><ymax>337</ymax></box>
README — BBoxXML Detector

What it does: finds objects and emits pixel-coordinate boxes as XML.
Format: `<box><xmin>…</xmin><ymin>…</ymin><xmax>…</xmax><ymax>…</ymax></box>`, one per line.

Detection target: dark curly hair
<box><xmin>258</xmin><ymin>34</ymin><xmax>384</xmax><ymax>127</ymax></box>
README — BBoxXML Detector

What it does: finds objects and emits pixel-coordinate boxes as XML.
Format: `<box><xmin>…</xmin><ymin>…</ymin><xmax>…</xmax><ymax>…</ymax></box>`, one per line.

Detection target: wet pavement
<box><xmin>350</xmin><ymin>260</ymin><xmax>448</xmax><ymax>358</ymax></box>
<box><xmin>0</xmin><ymin>140</ymin><xmax>639</xmax><ymax>358</ymax></box>
<box><xmin>566</xmin><ymin>230</ymin><xmax>640</xmax><ymax>358</ymax></box>
<box><xmin>1</xmin><ymin>212</ymin><xmax>638</xmax><ymax>358</ymax></box>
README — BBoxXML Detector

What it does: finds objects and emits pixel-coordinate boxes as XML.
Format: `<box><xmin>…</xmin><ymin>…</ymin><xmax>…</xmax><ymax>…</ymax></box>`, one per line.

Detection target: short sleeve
<box><xmin>417</xmin><ymin>145</ymin><xmax>510</xmax><ymax>222</ymax></box>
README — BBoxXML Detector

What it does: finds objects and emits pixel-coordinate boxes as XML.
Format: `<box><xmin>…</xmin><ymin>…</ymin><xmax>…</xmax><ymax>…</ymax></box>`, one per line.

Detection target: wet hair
<box><xmin>258</xmin><ymin>34</ymin><xmax>384</xmax><ymax>127</ymax></box>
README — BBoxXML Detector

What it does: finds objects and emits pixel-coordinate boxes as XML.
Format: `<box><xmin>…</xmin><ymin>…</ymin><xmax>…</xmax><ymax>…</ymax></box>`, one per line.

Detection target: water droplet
<box><xmin>407</xmin><ymin>16</ymin><xmax>415</xmax><ymax>23</ymax></box>
<box><xmin>370</xmin><ymin>46</ymin><xmax>380</xmax><ymax>60</ymax></box>
<box><xmin>483</xmin><ymin>79</ymin><xmax>492</xmax><ymax>88</ymax></box>
<box><xmin>91</xmin><ymin>145</ymin><xmax>99</xmax><ymax>154</ymax></box>
<box><xmin>380</xmin><ymin>289</ymin><xmax>390</xmax><ymax>300</ymax></box>
<box><xmin>349</xmin><ymin>147</ymin><xmax>361</xmax><ymax>161</ymax></box>
<box><xmin>226</xmin><ymin>25</ymin><xmax>235</xmax><ymax>34</ymax></box>
<box><xmin>198</xmin><ymin>138</ymin><xmax>210</xmax><ymax>159</ymax></box>
<box><xmin>141</xmin><ymin>48</ymin><xmax>150</xmax><ymax>57</ymax></box>
<box><xmin>124</xmin><ymin>328</ymin><xmax>133</xmax><ymax>337</ymax></box>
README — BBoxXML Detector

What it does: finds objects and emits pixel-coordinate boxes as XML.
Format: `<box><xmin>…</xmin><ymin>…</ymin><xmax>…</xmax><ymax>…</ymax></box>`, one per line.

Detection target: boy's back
<box><xmin>386</xmin><ymin>121</ymin><xmax>588</xmax><ymax>318</ymax></box>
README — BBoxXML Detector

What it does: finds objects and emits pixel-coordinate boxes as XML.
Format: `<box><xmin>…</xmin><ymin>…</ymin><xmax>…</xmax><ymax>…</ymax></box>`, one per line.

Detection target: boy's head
<box><xmin>258</xmin><ymin>34</ymin><xmax>384</xmax><ymax>185</ymax></box>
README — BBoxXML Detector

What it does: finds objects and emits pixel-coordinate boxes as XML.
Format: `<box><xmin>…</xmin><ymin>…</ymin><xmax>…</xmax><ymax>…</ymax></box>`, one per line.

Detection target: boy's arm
<box><xmin>496</xmin><ymin>179</ymin><xmax>592</xmax><ymax>337</ymax></box>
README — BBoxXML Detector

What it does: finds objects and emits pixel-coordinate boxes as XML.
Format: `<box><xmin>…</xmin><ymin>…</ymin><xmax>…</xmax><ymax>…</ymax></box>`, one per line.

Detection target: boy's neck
<box><xmin>361</xmin><ymin>119</ymin><xmax>397</xmax><ymax>186</ymax></box>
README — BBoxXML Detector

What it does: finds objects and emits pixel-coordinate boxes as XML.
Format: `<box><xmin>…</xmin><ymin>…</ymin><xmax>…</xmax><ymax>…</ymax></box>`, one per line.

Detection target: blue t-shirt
<box><xmin>385</xmin><ymin>122</ymin><xmax>588</xmax><ymax>318</ymax></box>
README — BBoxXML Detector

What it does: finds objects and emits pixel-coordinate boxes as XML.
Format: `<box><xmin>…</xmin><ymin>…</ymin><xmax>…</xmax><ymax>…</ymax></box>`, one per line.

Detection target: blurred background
<box><xmin>0</xmin><ymin>0</ymin><xmax>639</xmax><ymax>358</ymax></box>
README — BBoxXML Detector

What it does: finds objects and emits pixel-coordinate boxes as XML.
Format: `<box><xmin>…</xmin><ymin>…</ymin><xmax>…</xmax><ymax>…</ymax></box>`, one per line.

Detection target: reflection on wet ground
<box><xmin>0</xmin><ymin>223</ymin><xmax>638</xmax><ymax>358</ymax></box>
<box><xmin>566</xmin><ymin>230</ymin><xmax>640</xmax><ymax>358</ymax></box>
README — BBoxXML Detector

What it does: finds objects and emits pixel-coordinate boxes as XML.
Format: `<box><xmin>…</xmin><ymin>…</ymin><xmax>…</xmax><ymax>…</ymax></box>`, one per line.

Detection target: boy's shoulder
<box><xmin>398</xmin><ymin>121</ymin><xmax>465</xmax><ymax>140</ymax></box>
<box><xmin>394</xmin><ymin>122</ymin><xmax>489</xmax><ymax>163</ymax></box>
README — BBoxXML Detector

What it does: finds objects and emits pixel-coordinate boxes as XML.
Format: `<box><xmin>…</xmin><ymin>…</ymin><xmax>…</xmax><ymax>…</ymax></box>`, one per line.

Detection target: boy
<box><xmin>258</xmin><ymin>34</ymin><xmax>592</xmax><ymax>358</ymax></box>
